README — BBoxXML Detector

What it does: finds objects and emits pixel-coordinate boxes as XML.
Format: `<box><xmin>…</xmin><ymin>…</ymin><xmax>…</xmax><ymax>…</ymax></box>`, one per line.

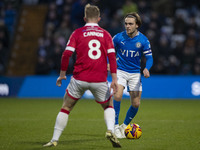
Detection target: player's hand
<box><xmin>107</xmin><ymin>64</ymin><xmax>110</xmax><ymax>71</ymax></box>
<box><xmin>56</xmin><ymin>76</ymin><xmax>67</xmax><ymax>87</ymax></box>
<box><xmin>110</xmin><ymin>73</ymin><xmax>118</xmax><ymax>94</ymax></box>
<box><xmin>110</xmin><ymin>80</ymin><xmax>118</xmax><ymax>94</ymax></box>
<box><xmin>143</xmin><ymin>68</ymin><xmax>150</xmax><ymax>78</ymax></box>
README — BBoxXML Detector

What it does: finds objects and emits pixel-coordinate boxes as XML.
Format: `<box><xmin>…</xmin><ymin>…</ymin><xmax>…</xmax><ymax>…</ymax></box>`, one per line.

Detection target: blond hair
<box><xmin>125</xmin><ymin>12</ymin><xmax>142</xmax><ymax>27</ymax></box>
<box><xmin>84</xmin><ymin>4</ymin><xmax>100</xmax><ymax>20</ymax></box>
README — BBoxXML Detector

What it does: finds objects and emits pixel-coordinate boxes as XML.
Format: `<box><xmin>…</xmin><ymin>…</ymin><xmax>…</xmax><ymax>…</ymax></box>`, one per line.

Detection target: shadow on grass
<box><xmin>18</xmin><ymin>134</ymin><xmax>115</xmax><ymax>150</ymax></box>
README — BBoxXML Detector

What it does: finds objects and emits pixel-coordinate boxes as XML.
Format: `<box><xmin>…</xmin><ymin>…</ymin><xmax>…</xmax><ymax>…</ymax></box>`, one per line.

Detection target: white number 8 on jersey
<box><xmin>88</xmin><ymin>39</ymin><xmax>101</xmax><ymax>60</ymax></box>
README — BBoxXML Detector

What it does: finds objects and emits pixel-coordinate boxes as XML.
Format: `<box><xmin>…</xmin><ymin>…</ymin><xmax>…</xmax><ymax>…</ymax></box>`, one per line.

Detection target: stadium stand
<box><xmin>7</xmin><ymin>5</ymin><xmax>47</xmax><ymax>76</ymax></box>
<box><xmin>0</xmin><ymin>0</ymin><xmax>200</xmax><ymax>76</ymax></box>
<box><xmin>0</xmin><ymin>1</ymin><xmax>15</xmax><ymax>75</ymax></box>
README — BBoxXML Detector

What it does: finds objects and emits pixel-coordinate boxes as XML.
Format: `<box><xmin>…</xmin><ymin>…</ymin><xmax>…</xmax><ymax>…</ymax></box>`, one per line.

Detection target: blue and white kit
<box><xmin>113</xmin><ymin>31</ymin><xmax>153</xmax><ymax>73</ymax></box>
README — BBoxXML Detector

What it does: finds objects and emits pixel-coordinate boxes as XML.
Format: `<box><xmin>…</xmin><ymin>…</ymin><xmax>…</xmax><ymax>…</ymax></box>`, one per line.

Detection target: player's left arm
<box><xmin>57</xmin><ymin>33</ymin><xmax>76</xmax><ymax>86</ymax></box>
<box><xmin>143</xmin><ymin>39</ymin><xmax>153</xmax><ymax>78</ymax></box>
<box><xmin>56</xmin><ymin>50</ymin><xmax>73</xmax><ymax>86</ymax></box>
<box><xmin>56</xmin><ymin>71</ymin><xmax>67</xmax><ymax>87</ymax></box>
<box><xmin>143</xmin><ymin>55</ymin><xmax>153</xmax><ymax>78</ymax></box>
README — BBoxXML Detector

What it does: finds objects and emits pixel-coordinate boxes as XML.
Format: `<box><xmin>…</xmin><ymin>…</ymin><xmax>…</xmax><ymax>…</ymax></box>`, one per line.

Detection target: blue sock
<box><xmin>113</xmin><ymin>100</ymin><xmax>121</xmax><ymax>125</ymax></box>
<box><xmin>124</xmin><ymin>106</ymin><xmax>138</xmax><ymax>125</ymax></box>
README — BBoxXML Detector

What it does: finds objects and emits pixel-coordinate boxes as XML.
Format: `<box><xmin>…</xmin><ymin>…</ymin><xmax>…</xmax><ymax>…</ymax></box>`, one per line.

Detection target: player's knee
<box><xmin>132</xmin><ymin>101</ymin><xmax>140</xmax><ymax>108</ymax></box>
<box><xmin>114</xmin><ymin>95</ymin><xmax>122</xmax><ymax>101</ymax></box>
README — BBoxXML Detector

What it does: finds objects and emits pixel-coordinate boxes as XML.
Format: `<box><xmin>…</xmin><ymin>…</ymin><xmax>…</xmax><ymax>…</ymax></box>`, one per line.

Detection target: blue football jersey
<box><xmin>113</xmin><ymin>31</ymin><xmax>152</xmax><ymax>73</ymax></box>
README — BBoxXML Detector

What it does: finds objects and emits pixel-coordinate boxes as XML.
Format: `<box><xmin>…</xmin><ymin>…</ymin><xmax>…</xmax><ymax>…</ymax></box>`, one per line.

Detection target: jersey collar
<box><xmin>125</xmin><ymin>31</ymin><xmax>140</xmax><ymax>38</ymax></box>
<box><xmin>85</xmin><ymin>23</ymin><xmax>99</xmax><ymax>26</ymax></box>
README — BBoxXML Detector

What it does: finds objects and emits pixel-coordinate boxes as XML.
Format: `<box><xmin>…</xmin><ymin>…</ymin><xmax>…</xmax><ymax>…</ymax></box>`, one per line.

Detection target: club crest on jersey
<box><xmin>136</xmin><ymin>42</ymin><xmax>141</xmax><ymax>48</ymax></box>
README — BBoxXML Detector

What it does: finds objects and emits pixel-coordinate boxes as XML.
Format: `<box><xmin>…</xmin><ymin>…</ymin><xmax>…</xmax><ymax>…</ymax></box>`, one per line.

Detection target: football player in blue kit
<box><xmin>113</xmin><ymin>12</ymin><xmax>153</xmax><ymax>138</ymax></box>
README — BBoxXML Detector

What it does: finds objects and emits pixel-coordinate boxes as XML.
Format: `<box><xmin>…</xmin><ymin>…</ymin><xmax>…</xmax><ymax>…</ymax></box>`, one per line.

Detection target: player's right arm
<box><xmin>107</xmin><ymin>34</ymin><xmax>119</xmax><ymax>72</ymax></box>
<box><xmin>110</xmin><ymin>73</ymin><xmax>118</xmax><ymax>94</ymax></box>
<box><xmin>106</xmin><ymin>32</ymin><xmax>118</xmax><ymax>93</ymax></box>
<box><xmin>112</xmin><ymin>34</ymin><xmax>119</xmax><ymax>49</ymax></box>
<box><xmin>108</xmin><ymin>52</ymin><xmax>118</xmax><ymax>93</ymax></box>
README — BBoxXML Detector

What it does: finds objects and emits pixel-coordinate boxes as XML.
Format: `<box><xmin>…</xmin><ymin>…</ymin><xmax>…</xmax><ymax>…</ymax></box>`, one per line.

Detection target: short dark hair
<box><xmin>124</xmin><ymin>12</ymin><xmax>142</xmax><ymax>27</ymax></box>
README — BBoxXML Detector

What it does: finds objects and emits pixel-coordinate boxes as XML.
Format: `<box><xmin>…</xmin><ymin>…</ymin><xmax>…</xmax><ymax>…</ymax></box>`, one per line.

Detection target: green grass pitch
<box><xmin>0</xmin><ymin>98</ymin><xmax>200</xmax><ymax>150</ymax></box>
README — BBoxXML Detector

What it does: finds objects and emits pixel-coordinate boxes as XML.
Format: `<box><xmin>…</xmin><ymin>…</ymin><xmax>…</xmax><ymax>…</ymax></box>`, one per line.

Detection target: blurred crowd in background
<box><xmin>0</xmin><ymin>0</ymin><xmax>200</xmax><ymax>75</ymax></box>
<box><xmin>0</xmin><ymin>1</ymin><xmax>16</xmax><ymax>75</ymax></box>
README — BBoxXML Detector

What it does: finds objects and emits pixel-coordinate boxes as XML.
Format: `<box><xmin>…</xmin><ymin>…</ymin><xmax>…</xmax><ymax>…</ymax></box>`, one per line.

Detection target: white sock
<box><xmin>104</xmin><ymin>107</ymin><xmax>115</xmax><ymax>133</ymax></box>
<box><xmin>51</xmin><ymin>111</ymin><xmax>69</xmax><ymax>142</ymax></box>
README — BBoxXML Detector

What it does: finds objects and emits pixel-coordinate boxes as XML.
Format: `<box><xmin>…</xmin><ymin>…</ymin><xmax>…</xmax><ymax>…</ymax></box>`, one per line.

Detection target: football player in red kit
<box><xmin>43</xmin><ymin>4</ymin><xmax>121</xmax><ymax>148</ymax></box>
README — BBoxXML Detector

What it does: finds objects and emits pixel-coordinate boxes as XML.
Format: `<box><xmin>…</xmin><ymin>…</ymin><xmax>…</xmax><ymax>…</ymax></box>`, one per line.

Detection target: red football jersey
<box><xmin>63</xmin><ymin>23</ymin><xmax>116</xmax><ymax>82</ymax></box>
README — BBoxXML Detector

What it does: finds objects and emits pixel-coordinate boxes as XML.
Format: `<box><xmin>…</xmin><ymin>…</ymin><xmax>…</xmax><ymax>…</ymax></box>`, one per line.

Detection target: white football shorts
<box><xmin>66</xmin><ymin>77</ymin><xmax>111</xmax><ymax>103</ymax></box>
<box><xmin>117</xmin><ymin>69</ymin><xmax>142</xmax><ymax>91</ymax></box>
